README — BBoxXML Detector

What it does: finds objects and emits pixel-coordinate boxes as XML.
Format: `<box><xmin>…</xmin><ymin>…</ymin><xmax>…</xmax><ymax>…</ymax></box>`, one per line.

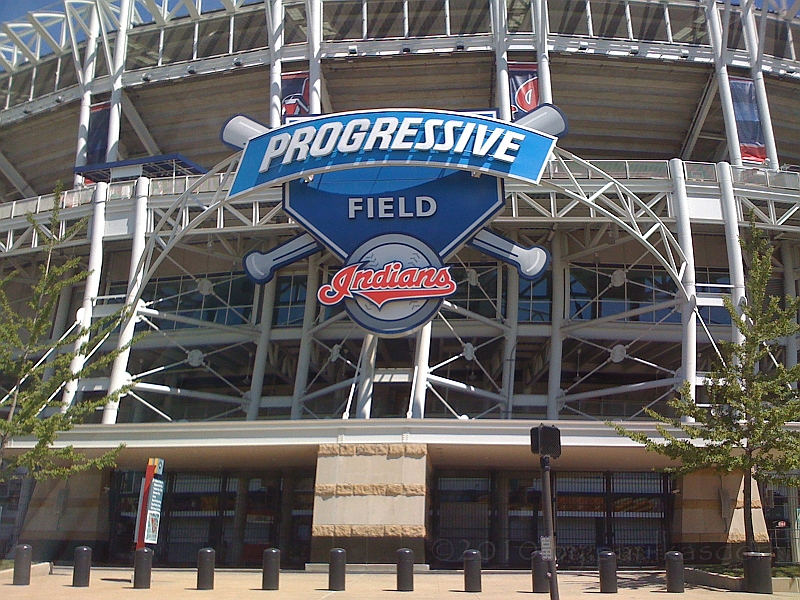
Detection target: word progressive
<box><xmin>259</xmin><ymin>116</ymin><xmax>527</xmax><ymax>172</ymax></box>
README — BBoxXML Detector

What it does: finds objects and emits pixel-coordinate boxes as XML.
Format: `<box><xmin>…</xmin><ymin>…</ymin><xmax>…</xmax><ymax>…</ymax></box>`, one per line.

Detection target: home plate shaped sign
<box><xmin>226</xmin><ymin>107</ymin><xmax>562</xmax><ymax>336</ymax></box>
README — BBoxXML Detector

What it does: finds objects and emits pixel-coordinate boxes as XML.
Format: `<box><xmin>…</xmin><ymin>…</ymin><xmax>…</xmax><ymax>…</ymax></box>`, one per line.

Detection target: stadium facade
<box><xmin>0</xmin><ymin>0</ymin><xmax>799</xmax><ymax>569</ymax></box>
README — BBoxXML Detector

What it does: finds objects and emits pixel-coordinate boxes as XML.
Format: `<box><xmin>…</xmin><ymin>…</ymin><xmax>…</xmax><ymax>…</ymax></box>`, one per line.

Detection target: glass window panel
<box><xmin>368</xmin><ymin>0</ymin><xmax>405</xmax><ymax>38</ymax></box>
<box><xmin>324</xmin><ymin>0</ymin><xmax>363</xmax><ymax>40</ymax></box>
<box><xmin>628</xmin><ymin>1</ymin><xmax>667</xmax><ymax>41</ymax></box>
<box><xmin>557</xmin><ymin>472</ymin><xmax>606</xmax><ymax>493</ymax></box>
<box><xmin>285</xmin><ymin>2</ymin><xmax>308</xmax><ymax>44</ymax></box>
<box><xmin>668</xmin><ymin>5</ymin><xmax>707</xmax><ymax>45</ymax></box>
<box><xmin>8</xmin><ymin>69</ymin><xmax>32</xmax><ymax>107</ymax></box>
<box><xmin>161</xmin><ymin>23</ymin><xmax>196</xmax><ymax>64</ymax></box>
<box><xmin>725</xmin><ymin>10</ymin><xmax>745</xmax><ymax>51</ymax></box>
<box><xmin>197</xmin><ymin>16</ymin><xmax>231</xmax><ymax>58</ymax></box>
<box><xmin>550</xmin><ymin>0</ymin><xmax>589</xmax><ymax>36</ymax></box>
<box><xmin>612</xmin><ymin>472</ymin><xmax>662</xmax><ymax>494</ymax></box>
<box><xmin>589</xmin><ymin>0</ymin><xmax>628</xmax><ymax>39</ymax></box>
<box><xmin>519</xmin><ymin>272</ymin><xmax>551</xmax><ymax>322</ymax></box>
<box><xmin>408</xmin><ymin>0</ymin><xmax>447</xmax><ymax>37</ymax></box>
<box><xmin>234</xmin><ymin>11</ymin><xmax>269</xmax><ymax>51</ymax></box>
<box><xmin>32</xmin><ymin>58</ymin><xmax>58</xmax><ymax>97</ymax></box>
<box><xmin>764</xmin><ymin>18</ymin><xmax>791</xmax><ymax>59</ymax></box>
<box><xmin>57</xmin><ymin>55</ymin><xmax>80</xmax><ymax>90</ymax></box>
<box><xmin>449</xmin><ymin>0</ymin><xmax>491</xmax><ymax>35</ymax></box>
<box><xmin>507</xmin><ymin>0</ymin><xmax>532</xmax><ymax>33</ymax></box>
<box><xmin>127</xmin><ymin>30</ymin><xmax>162</xmax><ymax>69</ymax></box>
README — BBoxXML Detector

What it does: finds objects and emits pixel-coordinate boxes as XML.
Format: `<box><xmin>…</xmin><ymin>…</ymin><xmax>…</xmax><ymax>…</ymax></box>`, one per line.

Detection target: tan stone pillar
<box><xmin>672</xmin><ymin>471</ymin><xmax>769</xmax><ymax>563</ymax></box>
<box><xmin>311</xmin><ymin>444</ymin><xmax>427</xmax><ymax>564</ymax></box>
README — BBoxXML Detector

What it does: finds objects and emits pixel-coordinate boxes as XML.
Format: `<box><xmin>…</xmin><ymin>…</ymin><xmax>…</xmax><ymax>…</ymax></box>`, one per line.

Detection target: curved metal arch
<box><xmin>128</xmin><ymin>147</ymin><xmax>689</xmax><ymax>323</ymax></box>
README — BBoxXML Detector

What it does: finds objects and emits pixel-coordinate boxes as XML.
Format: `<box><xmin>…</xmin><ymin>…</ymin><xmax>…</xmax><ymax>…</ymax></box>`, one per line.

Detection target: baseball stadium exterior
<box><xmin>0</xmin><ymin>0</ymin><xmax>799</xmax><ymax>569</ymax></box>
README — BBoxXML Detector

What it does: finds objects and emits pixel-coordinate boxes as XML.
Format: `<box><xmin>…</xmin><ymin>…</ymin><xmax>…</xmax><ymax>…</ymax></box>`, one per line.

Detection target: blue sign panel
<box><xmin>285</xmin><ymin>167</ymin><xmax>504</xmax><ymax>260</ymax></box>
<box><xmin>229</xmin><ymin>109</ymin><xmax>556</xmax><ymax>198</ymax></box>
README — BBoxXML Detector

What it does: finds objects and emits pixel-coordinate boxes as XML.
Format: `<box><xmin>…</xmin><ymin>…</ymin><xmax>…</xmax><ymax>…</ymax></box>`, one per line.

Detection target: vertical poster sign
<box><xmin>135</xmin><ymin>457</ymin><xmax>165</xmax><ymax>550</ymax></box>
<box><xmin>509</xmin><ymin>63</ymin><xmax>539</xmax><ymax>122</ymax></box>
<box><xmin>281</xmin><ymin>71</ymin><xmax>310</xmax><ymax>119</ymax></box>
<box><xmin>87</xmin><ymin>101</ymin><xmax>110</xmax><ymax>165</ymax></box>
<box><xmin>729</xmin><ymin>76</ymin><xmax>767</xmax><ymax>163</ymax></box>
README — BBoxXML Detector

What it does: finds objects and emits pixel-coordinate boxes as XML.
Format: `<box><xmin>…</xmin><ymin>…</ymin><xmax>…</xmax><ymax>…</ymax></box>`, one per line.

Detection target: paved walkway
<box><xmin>1</xmin><ymin>567</ymin><xmax>798</xmax><ymax>599</ymax></box>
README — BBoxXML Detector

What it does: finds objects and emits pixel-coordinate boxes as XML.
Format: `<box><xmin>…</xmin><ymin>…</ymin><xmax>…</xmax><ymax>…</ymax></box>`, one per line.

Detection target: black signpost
<box><xmin>531</xmin><ymin>425</ymin><xmax>561</xmax><ymax>600</ymax></box>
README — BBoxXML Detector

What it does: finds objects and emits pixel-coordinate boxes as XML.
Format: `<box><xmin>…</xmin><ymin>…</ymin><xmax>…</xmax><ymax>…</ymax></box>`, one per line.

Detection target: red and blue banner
<box><xmin>509</xmin><ymin>63</ymin><xmax>539</xmax><ymax>122</ymax></box>
<box><xmin>730</xmin><ymin>76</ymin><xmax>766</xmax><ymax>163</ymax></box>
<box><xmin>282</xmin><ymin>72</ymin><xmax>310</xmax><ymax>119</ymax></box>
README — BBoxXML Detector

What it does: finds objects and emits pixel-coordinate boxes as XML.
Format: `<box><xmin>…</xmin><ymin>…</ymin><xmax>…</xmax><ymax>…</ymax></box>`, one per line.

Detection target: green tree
<box><xmin>611</xmin><ymin>218</ymin><xmax>800</xmax><ymax>551</ymax></box>
<box><xmin>0</xmin><ymin>186</ymin><xmax>125</xmax><ymax>483</ymax></box>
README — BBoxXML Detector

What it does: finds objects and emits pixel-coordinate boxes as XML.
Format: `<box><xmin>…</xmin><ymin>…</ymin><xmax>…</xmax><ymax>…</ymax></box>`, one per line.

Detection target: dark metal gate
<box><xmin>108</xmin><ymin>470</ymin><xmax>313</xmax><ymax>567</ymax></box>
<box><xmin>430</xmin><ymin>470</ymin><xmax>671</xmax><ymax>569</ymax></box>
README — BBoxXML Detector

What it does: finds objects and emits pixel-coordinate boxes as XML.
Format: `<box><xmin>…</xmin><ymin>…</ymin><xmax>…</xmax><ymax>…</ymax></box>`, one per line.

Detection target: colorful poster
<box><xmin>730</xmin><ymin>76</ymin><xmax>767</xmax><ymax>163</ymax></box>
<box><xmin>509</xmin><ymin>63</ymin><xmax>539</xmax><ymax>122</ymax></box>
<box><xmin>281</xmin><ymin>72</ymin><xmax>310</xmax><ymax>119</ymax></box>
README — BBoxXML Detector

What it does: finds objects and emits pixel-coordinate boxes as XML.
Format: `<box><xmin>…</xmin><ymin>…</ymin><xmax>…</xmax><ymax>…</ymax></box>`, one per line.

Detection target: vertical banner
<box><xmin>281</xmin><ymin>71</ymin><xmax>310</xmax><ymax>119</ymax></box>
<box><xmin>87</xmin><ymin>101</ymin><xmax>110</xmax><ymax>165</ymax></box>
<box><xmin>509</xmin><ymin>63</ymin><xmax>539</xmax><ymax>122</ymax></box>
<box><xmin>135</xmin><ymin>457</ymin><xmax>165</xmax><ymax>550</ymax></box>
<box><xmin>729</xmin><ymin>76</ymin><xmax>767</xmax><ymax>163</ymax></box>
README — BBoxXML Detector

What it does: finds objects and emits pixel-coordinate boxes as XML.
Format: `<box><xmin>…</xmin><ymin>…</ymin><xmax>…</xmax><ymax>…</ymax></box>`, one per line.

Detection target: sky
<box><xmin>0</xmin><ymin>0</ymin><xmax>66</xmax><ymax>25</ymax></box>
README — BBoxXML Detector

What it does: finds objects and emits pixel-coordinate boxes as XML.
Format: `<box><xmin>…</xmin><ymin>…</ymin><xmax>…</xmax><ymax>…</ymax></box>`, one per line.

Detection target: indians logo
<box><xmin>318</xmin><ymin>262</ymin><xmax>456</xmax><ymax>308</ymax></box>
<box><xmin>322</xmin><ymin>234</ymin><xmax>456</xmax><ymax>336</ymax></box>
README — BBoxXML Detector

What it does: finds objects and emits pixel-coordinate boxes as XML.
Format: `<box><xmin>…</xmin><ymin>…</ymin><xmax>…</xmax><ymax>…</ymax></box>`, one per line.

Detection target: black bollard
<box><xmin>397</xmin><ymin>547</ymin><xmax>414</xmax><ymax>592</ymax></box>
<box><xmin>743</xmin><ymin>551</ymin><xmax>772</xmax><ymax>594</ymax></box>
<box><xmin>133</xmin><ymin>547</ymin><xmax>154</xmax><ymax>589</ymax></box>
<box><xmin>665</xmin><ymin>551</ymin><xmax>684</xmax><ymax>593</ymax></box>
<box><xmin>72</xmin><ymin>546</ymin><xmax>92</xmax><ymax>587</ymax></box>
<box><xmin>531</xmin><ymin>550</ymin><xmax>549</xmax><ymax>593</ymax></box>
<box><xmin>12</xmin><ymin>544</ymin><xmax>32</xmax><ymax>586</ymax></box>
<box><xmin>329</xmin><ymin>547</ymin><xmax>346</xmax><ymax>591</ymax></box>
<box><xmin>463</xmin><ymin>549</ymin><xmax>482</xmax><ymax>593</ymax></box>
<box><xmin>598</xmin><ymin>550</ymin><xmax>617</xmax><ymax>593</ymax></box>
<box><xmin>262</xmin><ymin>548</ymin><xmax>280</xmax><ymax>591</ymax></box>
<box><xmin>197</xmin><ymin>547</ymin><xmax>215</xmax><ymax>590</ymax></box>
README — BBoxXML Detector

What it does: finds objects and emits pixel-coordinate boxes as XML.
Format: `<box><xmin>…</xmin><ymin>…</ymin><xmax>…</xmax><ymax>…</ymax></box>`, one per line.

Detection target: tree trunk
<box><xmin>743</xmin><ymin>467</ymin><xmax>756</xmax><ymax>552</ymax></box>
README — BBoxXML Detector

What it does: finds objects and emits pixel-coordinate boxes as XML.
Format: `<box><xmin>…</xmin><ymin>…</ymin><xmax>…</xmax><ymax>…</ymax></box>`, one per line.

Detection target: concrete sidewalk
<box><xmin>2</xmin><ymin>567</ymin><xmax>799</xmax><ymax>599</ymax></box>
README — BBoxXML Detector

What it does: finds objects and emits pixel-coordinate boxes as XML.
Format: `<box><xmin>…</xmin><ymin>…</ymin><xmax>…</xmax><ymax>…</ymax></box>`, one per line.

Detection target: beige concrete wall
<box><xmin>672</xmin><ymin>470</ymin><xmax>769</xmax><ymax>561</ymax></box>
<box><xmin>310</xmin><ymin>443</ymin><xmax>427</xmax><ymax>563</ymax></box>
<box><xmin>19</xmin><ymin>469</ymin><xmax>110</xmax><ymax>561</ymax></box>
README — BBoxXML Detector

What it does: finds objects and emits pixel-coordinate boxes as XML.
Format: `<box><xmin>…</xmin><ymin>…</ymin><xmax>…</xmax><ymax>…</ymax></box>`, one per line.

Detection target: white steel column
<box><xmin>355</xmin><ymin>333</ymin><xmax>378</xmax><ymax>418</ymax></box>
<box><xmin>533</xmin><ymin>0</ymin><xmax>553</xmax><ymax>104</ymax></box>
<box><xmin>106</xmin><ymin>0</ymin><xmax>134</xmax><ymax>162</ymax></box>
<box><xmin>103</xmin><ymin>177</ymin><xmax>149</xmax><ymax>423</ymax></box>
<box><xmin>741</xmin><ymin>1</ymin><xmax>779</xmax><ymax>169</ymax></box>
<box><xmin>782</xmin><ymin>241</ymin><xmax>798</xmax><ymax>386</ymax></box>
<box><xmin>62</xmin><ymin>182</ymin><xmax>108</xmax><ymax>410</ymax></box>
<box><xmin>409</xmin><ymin>321</ymin><xmax>432</xmax><ymax>418</ymax></box>
<box><xmin>670</xmin><ymin>159</ymin><xmax>698</xmax><ymax>404</ymax></box>
<box><xmin>306</xmin><ymin>0</ymin><xmax>322</xmax><ymax>115</ymax></box>
<box><xmin>266</xmin><ymin>0</ymin><xmax>284</xmax><ymax>128</ymax></box>
<box><xmin>247</xmin><ymin>276</ymin><xmax>277</xmax><ymax>420</ymax></box>
<box><xmin>290</xmin><ymin>255</ymin><xmax>320</xmax><ymax>419</ymax></box>
<box><xmin>502</xmin><ymin>265</ymin><xmax>519</xmax><ymax>418</ymax></box>
<box><xmin>492</xmin><ymin>0</ymin><xmax>512</xmax><ymax>121</ymax></box>
<box><xmin>717</xmin><ymin>161</ymin><xmax>746</xmax><ymax>344</ymax></box>
<box><xmin>705</xmin><ymin>0</ymin><xmax>743</xmax><ymax>167</ymax></box>
<box><xmin>547</xmin><ymin>232</ymin><xmax>564</xmax><ymax>420</ymax></box>
<box><xmin>74</xmin><ymin>3</ymin><xmax>100</xmax><ymax>185</ymax></box>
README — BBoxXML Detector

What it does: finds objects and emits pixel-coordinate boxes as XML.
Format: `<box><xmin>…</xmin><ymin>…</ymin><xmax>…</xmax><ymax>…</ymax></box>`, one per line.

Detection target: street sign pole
<box><xmin>540</xmin><ymin>454</ymin><xmax>559</xmax><ymax>600</ymax></box>
<box><xmin>531</xmin><ymin>424</ymin><xmax>561</xmax><ymax>600</ymax></box>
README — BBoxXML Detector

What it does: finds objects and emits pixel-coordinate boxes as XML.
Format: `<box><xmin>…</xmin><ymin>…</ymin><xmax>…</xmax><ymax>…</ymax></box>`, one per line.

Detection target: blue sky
<box><xmin>0</xmin><ymin>1</ymin><xmax>65</xmax><ymax>24</ymax></box>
